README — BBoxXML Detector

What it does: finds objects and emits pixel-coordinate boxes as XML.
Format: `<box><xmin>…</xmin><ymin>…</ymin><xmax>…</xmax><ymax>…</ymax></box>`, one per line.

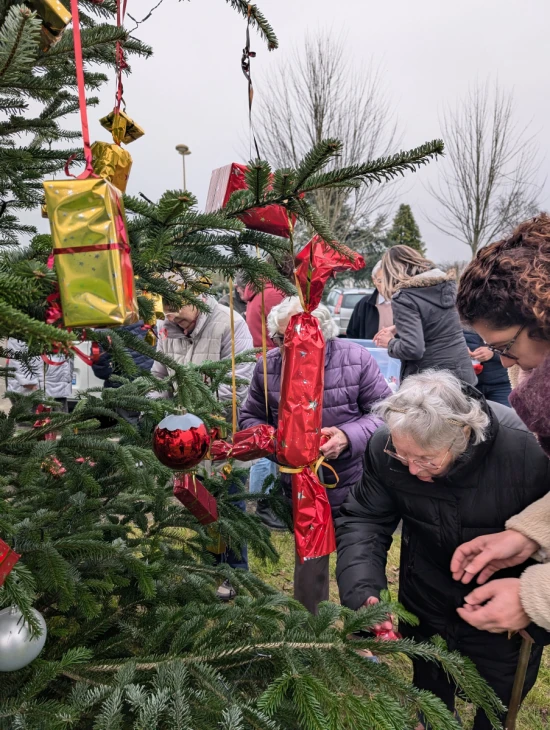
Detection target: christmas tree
<box><xmin>0</xmin><ymin>2</ymin><xmax>504</xmax><ymax>728</ymax></box>
<box><xmin>388</xmin><ymin>203</ymin><xmax>426</xmax><ymax>255</ymax></box>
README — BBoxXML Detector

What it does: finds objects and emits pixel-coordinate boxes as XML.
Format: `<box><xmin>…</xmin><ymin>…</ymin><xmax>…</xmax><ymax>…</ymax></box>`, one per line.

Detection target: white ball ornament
<box><xmin>0</xmin><ymin>607</ymin><xmax>47</xmax><ymax>672</ymax></box>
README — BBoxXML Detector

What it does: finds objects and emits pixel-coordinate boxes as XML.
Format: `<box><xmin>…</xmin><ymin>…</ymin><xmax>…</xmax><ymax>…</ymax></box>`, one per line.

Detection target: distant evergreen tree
<box><xmin>388</xmin><ymin>204</ymin><xmax>426</xmax><ymax>255</ymax></box>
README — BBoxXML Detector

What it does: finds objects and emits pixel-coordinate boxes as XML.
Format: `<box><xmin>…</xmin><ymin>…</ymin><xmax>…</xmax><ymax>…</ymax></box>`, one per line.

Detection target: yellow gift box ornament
<box><xmin>42</xmin><ymin>177</ymin><xmax>139</xmax><ymax>328</ymax></box>
<box><xmin>91</xmin><ymin>141</ymin><xmax>132</xmax><ymax>194</ymax></box>
<box><xmin>28</xmin><ymin>0</ymin><xmax>71</xmax><ymax>50</ymax></box>
<box><xmin>100</xmin><ymin>110</ymin><xmax>144</xmax><ymax>146</ymax></box>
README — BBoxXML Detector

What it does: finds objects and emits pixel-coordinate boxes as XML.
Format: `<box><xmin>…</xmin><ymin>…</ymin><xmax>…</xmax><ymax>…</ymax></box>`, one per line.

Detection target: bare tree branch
<box><xmin>427</xmin><ymin>81</ymin><xmax>543</xmax><ymax>258</ymax></box>
<box><xmin>253</xmin><ymin>32</ymin><xmax>400</xmax><ymax>240</ymax></box>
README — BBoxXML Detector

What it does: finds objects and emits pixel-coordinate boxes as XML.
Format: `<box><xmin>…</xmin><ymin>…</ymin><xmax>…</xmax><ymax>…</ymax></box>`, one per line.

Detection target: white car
<box><xmin>325</xmin><ymin>287</ymin><xmax>372</xmax><ymax>336</ymax></box>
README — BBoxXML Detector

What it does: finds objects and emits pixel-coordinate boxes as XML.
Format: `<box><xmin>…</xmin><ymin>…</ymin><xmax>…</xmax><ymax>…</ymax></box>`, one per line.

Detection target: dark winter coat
<box><xmin>387</xmin><ymin>269</ymin><xmax>476</xmax><ymax>384</ymax></box>
<box><xmin>463</xmin><ymin>330</ymin><xmax>511</xmax><ymax>387</ymax></box>
<box><xmin>239</xmin><ymin>338</ymin><xmax>392</xmax><ymax>509</ymax></box>
<box><xmin>335</xmin><ymin>388</ymin><xmax>550</xmax><ymax>647</ymax></box>
<box><xmin>346</xmin><ymin>289</ymin><xmax>380</xmax><ymax>340</ymax></box>
<box><xmin>92</xmin><ymin>320</ymin><xmax>156</xmax><ymax>388</ymax></box>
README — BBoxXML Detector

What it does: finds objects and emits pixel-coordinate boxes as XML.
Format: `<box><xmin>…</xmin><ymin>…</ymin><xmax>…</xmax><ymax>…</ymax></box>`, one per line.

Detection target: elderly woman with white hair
<box><xmin>346</xmin><ymin>260</ymin><xmax>393</xmax><ymax>340</ymax></box>
<box><xmin>239</xmin><ymin>296</ymin><xmax>391</xmax><ymax>613</ymax></box>
<box><xmin>336</xmin><ymin>370</ymin><xmax>550</xmax><ymax>730</ymax></box>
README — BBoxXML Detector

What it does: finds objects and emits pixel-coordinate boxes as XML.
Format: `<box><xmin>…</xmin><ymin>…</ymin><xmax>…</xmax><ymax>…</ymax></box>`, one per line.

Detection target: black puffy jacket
<box><xmin>464</xmin><ymin>330</ymin><xmax>510</xmax><ymax>387</ymax></box>
<box><xmin>335</xmin><ymin>390</ymin><xmax>550</xmax><ymax>644</ymax></box>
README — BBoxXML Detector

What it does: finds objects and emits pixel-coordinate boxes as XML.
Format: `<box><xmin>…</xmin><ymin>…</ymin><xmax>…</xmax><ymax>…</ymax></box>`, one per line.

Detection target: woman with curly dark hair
<box><xmin>451</xmin><ymin>214</ymin><xmax>550</xmax><ymax>637</ymax></box>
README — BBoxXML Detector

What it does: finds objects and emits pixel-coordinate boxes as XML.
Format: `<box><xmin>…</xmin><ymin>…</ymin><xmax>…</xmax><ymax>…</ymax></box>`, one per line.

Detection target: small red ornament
<box><xmin>0</xmin><ymin>538</ymin><xmax>20</xmax><ymax>586</ymax></box>
<box><xmin>152</xmin><ymin>414</ymin><xmax>211</xmax><ymax>470</ymax></box>
<box><xmin>34</xmin><ymin>405</ymin><xmax>56</xmax><ymax>441</ymax></box>
<box><xmin>373</xmin><ymin>628</ymin><xmax>402</xmax><ymax>641</ymax></box>
<box><xmin>42</xmin><ymin>455</ymin><xmax>66</xmax><ymax>478</ymax></box>
<box><xmin>173</xmin><ymin>473</ymin><xmax>218</xmax><ymax>525</ymax></box>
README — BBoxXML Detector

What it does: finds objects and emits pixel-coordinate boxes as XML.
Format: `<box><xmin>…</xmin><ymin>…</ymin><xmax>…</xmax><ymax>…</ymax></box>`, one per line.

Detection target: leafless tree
<box><xmin>252</xmin><ymin>33</ymin><xmax>399</xmax><ymax>240</ymax></box>
<box><xmin>428</xmin><ymin>82</ymin><xmax>543</xmax><ymax>258</ymax></box>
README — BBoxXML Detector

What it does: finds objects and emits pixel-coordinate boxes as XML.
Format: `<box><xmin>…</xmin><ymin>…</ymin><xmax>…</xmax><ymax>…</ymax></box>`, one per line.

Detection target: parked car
<box><xmin>325</xmin><ymin>287</ymin><xmax>372</xmax><ymax>336</ymax></box>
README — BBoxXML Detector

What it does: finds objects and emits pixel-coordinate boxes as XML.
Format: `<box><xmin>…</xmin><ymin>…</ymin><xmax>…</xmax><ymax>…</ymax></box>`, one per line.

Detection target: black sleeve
<box><xmin>91</xmin><ymin>349</ymin><xmax>113</xmax><ymax>381</ymax></box>
<box><xmin>346</xmin><ymin>298</ymin><xmax>365</xmax><ymax>339</ymax></box>
<box><xmin>335</xmin><ymin>433</ymin><xmax>400</xmax><ymax>610</ymax></box>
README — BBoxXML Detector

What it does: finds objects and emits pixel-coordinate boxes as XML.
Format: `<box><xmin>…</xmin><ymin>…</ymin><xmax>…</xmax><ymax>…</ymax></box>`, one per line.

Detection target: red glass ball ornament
<box><xmin>153</xmin><ymin>414</ymin><xmax>210</xmax><ymax>470</ymax></box>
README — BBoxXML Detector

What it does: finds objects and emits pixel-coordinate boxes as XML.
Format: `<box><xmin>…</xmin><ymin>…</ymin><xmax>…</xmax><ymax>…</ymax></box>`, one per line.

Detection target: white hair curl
<box><xmin>268</xmin><ymin>296</ymin><xmax>339</xmax><ymax>341</ymax></box>
<box><xmin>374</xmin><ymin>369</ymin><xmax>490</xmax><ymax>458</ymax></box>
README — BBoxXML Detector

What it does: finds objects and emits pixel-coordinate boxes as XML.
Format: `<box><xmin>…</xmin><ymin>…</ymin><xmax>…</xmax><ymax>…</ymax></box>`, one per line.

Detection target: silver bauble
<box><xmin>0</xmin><ymin>606</ymin><xmax>47</xmax><ymax>672</ymax></box>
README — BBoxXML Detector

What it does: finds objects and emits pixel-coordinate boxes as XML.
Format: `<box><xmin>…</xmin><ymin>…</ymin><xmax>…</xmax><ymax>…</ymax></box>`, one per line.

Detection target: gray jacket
<box><xmin>387</xmin><ymin>269</ymin><xmax>476</xmax><ymax>384</ymax></box>
<box><xmin>6</xmin><ymin>338</ymin><xmax>73</xmax><ymax>398</ymax></box>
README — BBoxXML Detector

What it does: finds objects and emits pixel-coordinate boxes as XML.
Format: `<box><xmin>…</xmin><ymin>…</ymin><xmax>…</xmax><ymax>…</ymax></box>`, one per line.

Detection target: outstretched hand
<box><xmin>364</xmin><ymin>596</ymin><xmax>394</xmax><ymax>633</ymax></box>
<box><xmin>457</xmin><ymin>578</ymin><xmax>530</xmax><ymax>633</ymax></box>
<box><xmin>451</xmin><ymin>530</ymin><xmax>539</xmax><ymax>585</ymax></box>
<box><xmin>320</xmin><ymin>427</ymin><xmax>349</xmax><ymax>460</ymax></box>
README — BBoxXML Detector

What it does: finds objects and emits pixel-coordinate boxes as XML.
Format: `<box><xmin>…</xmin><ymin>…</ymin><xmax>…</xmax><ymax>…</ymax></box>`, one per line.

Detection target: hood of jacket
<box><xmin>510</xmin><ymin>353</ymin><xmax>550</xmax><ymax>456</ymax></box>
<box><xmin>395</xmin><ymin>268</ymin><xmax>456</xmax><ymax>310</ymax></box>
<box><xmin>163</xmin><ymin>296</ymin><xmax>220</xmax><ymax>341</ymax></box>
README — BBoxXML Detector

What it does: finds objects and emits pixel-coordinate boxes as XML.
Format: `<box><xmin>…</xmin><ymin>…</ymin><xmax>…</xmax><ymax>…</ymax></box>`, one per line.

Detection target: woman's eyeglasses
<box><xmin>383</xmin><ymin>434</ymin><xmax>452</xmax><ymax>471</ymax></box>
<box><xmin>485</xmin><ymin>324</ymin><xmax>525</xmax><ymax>361</ymax></box>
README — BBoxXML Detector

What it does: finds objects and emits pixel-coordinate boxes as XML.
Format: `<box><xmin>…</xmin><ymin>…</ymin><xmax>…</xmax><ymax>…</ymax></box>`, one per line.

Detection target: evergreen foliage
<box><xmin>0</xmin><ymin>2</ymin><xmax>504</xmax><ymax>728</ymax></box>
<box><xmin>387</xmin><ymin>203</ymin><xmax>426</xmax><ymax>255</ymax></box>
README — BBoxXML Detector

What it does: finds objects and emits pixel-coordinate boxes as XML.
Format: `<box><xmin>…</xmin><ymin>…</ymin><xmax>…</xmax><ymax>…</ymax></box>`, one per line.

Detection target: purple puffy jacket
<box><xmin>239</xmin><ymin>338</ymin><xmax>391</xmax><ymax>508</ymax></box>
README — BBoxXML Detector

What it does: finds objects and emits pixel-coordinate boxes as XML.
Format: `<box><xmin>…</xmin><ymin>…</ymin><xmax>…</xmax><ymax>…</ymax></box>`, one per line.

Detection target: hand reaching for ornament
<box><xmin>320</xmin><ymin>427</ymin><xmax>349</xmax><ymax>460</ymax></box>
<box><xmin>468</xmin><ymin>346</ymin><xmax>494</xmax><ymax>363</ymax></box>
<box><xmin>457</xmin><ymin>578</ymin><xmax>530</xmax><ymax>633</ymax></box>
<box><xmin>364</xmin><ymin>595</ymin><xmax>395</xmax><ymax>635</ymax></box>
<box><xmin>373</xmin><ymin>326</ymin><xmax>396</xmax><ymax>349</ymax></box>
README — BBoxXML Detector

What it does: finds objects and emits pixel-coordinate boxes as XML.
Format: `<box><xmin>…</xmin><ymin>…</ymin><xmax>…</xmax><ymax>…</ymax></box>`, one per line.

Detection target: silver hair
<box><xmin>268</xmin><ymin>296</ymin><xmax>339</xmax><ymax>341</ymax></box>
<box><xmin>372</xmin><ymin>260</ymin><xmax>382</xmax><ymax>275</ymax></box>
<box><xmin>374</xmin><ymin>369</ymin><xmax>490</xmax><ymax>458</ymax></box>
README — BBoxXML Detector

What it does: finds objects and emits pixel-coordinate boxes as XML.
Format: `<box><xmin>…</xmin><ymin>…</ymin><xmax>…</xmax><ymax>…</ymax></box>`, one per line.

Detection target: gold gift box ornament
<box><xmin>91</xmin><ymin>141</ymin><xmax>132</xmax><ymax>194</ymax></box>
<box><xmin>42</xmin><ymin>177</ymin><xmax>139</xmax><ymax>328</ymax></box>
<box><xmin>29</xmin><ymin>0</ymin><xmax>71</xmax><ymax>51</ymax></box>
<box><xmin>100</xmin><ymin>110</ymin><xmax>144</xmax><ymax>146</ymax></box>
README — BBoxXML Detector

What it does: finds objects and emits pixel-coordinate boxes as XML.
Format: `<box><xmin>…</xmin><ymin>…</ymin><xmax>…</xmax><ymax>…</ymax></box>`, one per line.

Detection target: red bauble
<box><xmin>153</xmin><ymin>414</ymin><xmax>210</xmax><ymax>470</ymax></box>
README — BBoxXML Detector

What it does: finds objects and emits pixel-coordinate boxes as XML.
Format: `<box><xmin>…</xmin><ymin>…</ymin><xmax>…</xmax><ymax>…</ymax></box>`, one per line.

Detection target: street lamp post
<box><xmin>175</xmin><ymin>144</ymin><xmax>191</xmax><ymax>190</ymax></box>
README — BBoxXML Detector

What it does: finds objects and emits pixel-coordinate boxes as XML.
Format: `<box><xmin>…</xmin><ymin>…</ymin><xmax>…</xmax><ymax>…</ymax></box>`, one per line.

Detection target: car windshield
<box><xmin>342</xmin><ymin>293</ymin><xmax>366</xmax><ymax>309</ymax></box>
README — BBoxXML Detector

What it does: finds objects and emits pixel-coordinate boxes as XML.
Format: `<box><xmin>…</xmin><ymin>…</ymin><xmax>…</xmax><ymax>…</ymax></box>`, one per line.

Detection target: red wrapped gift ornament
<box><xmin>0</xmin><ymin>538</ymin><xmax>20</xmax><ymax>587</ymax></box>
<box><xmin>173</xmin><ymin>473</ymin><xmax>218</xmax><ymax>525</ymax></box>
<box><xmin>210</xmin><ymin>424</ymin><xmax>276</xmax><ymax>462</ymax></box>
<box><xmin>205</xmin><ymin>163</ymin><xmax>297</xmax><ymax>238</ymax></box>
<box><xmin>33</xmin><ymin>404</ymin><xmax>56</xmax><ymax>441</ymax></box>
<box><xmin>276</xmin><ymin>235</ymin><xmax>365</xmax><ymax>563</ymax></box>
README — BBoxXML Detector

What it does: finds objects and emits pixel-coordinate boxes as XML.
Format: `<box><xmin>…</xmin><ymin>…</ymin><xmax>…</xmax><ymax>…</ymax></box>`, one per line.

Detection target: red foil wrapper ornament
<box><xmin>42</xmin><ymin>455</ymin><xmax>66</xmax><ymax>477</ymax></box>
<box><xmin>295</xmin><ymin>235</ymin><xmax>365</xmax><ymax>310</ymax></box>
<box><xmin>153</xmin><ymin>414</ymin><xmax>210</xmax><ymax>471</ymax></box>
<box><xmin>173</xmin><ymin>473</ymin><xmax>218</xmax><ymax>525</ymax></box>
<box><xmin>205</xmin><ymin>163</ymin><xmax>297</xmax><ymax>238</ymax></box>
<box><xmin>291</xmin><ymin>467</ymin><xmax>336</xmax><ymax>563</ymax></box>
<box><xmin>0</xmin><ymin>538</ymin><xmax>20</xmax><ymax>587</ymax></box>
<box><xmin>277</xmin><ymin>313</ymin><xmax>325</xmax><ymax>468</ymax></box>
<box><xmin>276</xmin><ymin>234</ymin><xmax>365</xmax><ymax>563</ymax></box>
<box><xmin>210</xmin><ymin>424</ymin><xmax>276</xmax><ymax>462</ymax></box>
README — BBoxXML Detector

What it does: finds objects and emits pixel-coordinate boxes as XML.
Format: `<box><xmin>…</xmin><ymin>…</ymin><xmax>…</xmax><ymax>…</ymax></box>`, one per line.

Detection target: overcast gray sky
<box><xmin>37</xmin><ymin>0</ymin><xmax>550</xmax><ymax>262</ymax></box>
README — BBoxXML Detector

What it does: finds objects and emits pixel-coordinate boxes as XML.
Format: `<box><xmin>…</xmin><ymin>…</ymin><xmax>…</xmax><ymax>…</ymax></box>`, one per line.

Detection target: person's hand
<box><xmin>373</xmin><ymin>326</ymin><xmax>395</xmax><ymax>349</ymax></box>
<box><xmin>364</xmin><ymin>596</ymin><xmax>394</xmax><ymax>633</ymax></box>
<box><xmin>457</xmin><ymin>578</ymin><xmax>530</xmax><ymax>633</ymax></box>
<box><xmin>451</xmin><ymin>530</ymin><xmax>539</xmax><ymax>585</ymax></box>
<box><xmin>23</xmin><ymin>384</ymin><xmax>37</xmax><ymax>391</ymax></box>
<box><xmin>471</xmin><ymin>346</ymin><xmax>494</xmax><ymax>363</ymax></box>
<box><xmin>320</xmin><ymin>427</ymin><xmax>349</xmax><ymax>460</ymax></box>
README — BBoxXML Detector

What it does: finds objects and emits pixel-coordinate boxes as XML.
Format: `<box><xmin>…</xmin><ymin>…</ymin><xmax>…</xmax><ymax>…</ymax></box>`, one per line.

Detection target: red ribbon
<box><xmin>69</xmin><ymin>0</ymin><xmax>94</xmax><ymax>175</ymax></box>
<box><xmin>52</xmin><ymin>242</ymin><xmax>129</xmax><ymax>255</ymax></box>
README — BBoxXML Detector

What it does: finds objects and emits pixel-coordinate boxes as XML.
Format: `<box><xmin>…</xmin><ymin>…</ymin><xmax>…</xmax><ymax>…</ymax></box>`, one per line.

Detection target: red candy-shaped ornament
<box><xmin>153</xmin><ymin>414</ymin><xmax>210</xmax><ymax>470</ymax></box>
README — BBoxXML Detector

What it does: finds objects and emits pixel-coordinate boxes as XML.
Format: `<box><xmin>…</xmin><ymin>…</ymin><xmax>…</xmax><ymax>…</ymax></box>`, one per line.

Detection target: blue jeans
<box><xmin>249</xmin><ymin>458</ymin><xmax>278</xmax><ymax>494</ymax></box>
<box><xmin>213</xmin><ymin>475</ymin><xmax>248</xmax><ymax>571</ymax></box>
